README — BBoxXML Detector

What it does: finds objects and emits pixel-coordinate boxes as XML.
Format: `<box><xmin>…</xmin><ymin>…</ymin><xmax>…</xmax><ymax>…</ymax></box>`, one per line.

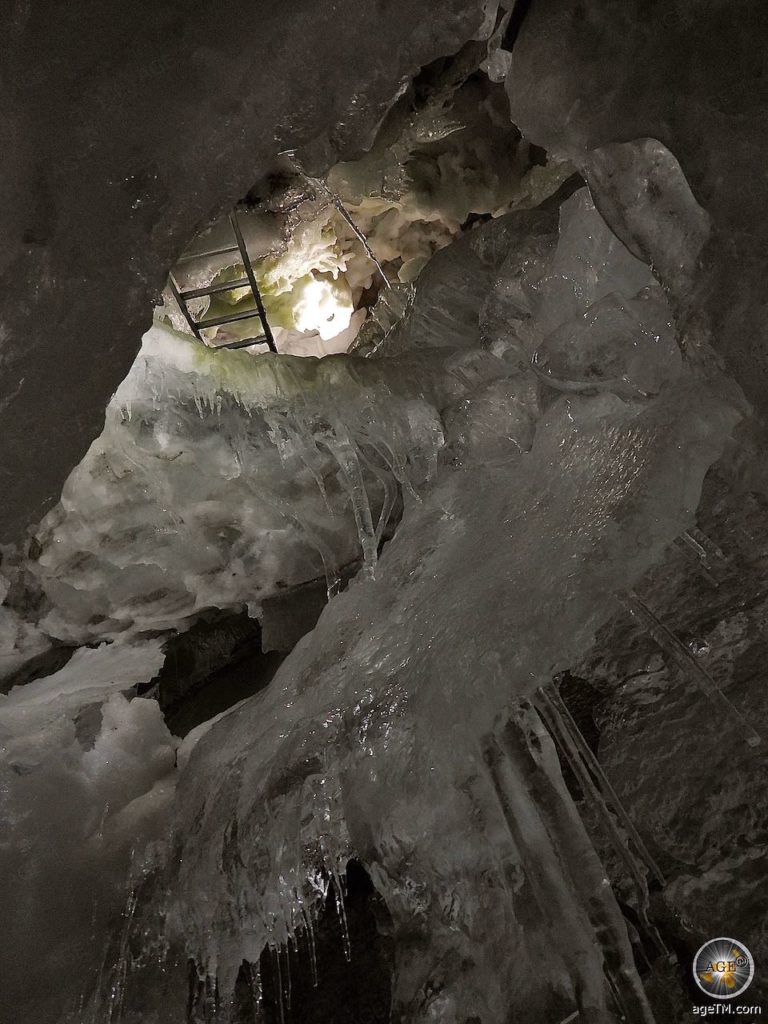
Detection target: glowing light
<box><xmin>292</xmin><ymin>273</ymin><xmax>354</xmax><ymax>341</ymax></box>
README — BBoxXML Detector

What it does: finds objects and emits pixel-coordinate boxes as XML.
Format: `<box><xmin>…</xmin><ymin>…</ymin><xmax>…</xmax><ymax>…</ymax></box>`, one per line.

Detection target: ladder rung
<box><xmin>215</xmin><ymin>336</ymin><xmax>270</xmax><ymax>351</ymax></box>
<box><xmin>180</xmin><ymin>277</ymin><xmax>251</xmax><ymax>300</ymax></box>
<box><xmin>176</xmin><ymin>243</ymin><xmax>240</xmax><ymax>264</ymax></box>
<box><xmin>197</xmin><ymin>308</ymin><xmax>264</xmax><ymax>330</ymax></box>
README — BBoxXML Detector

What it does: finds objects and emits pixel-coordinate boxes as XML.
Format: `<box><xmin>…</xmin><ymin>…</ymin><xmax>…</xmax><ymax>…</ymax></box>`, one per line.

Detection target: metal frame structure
<box><xmin>169</xmin><ymin>210</ymin><xmax>277</xmax><ymax>353</ymax></box>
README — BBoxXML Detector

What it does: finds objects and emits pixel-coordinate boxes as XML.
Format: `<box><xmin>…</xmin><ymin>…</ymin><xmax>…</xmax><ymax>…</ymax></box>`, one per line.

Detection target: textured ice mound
<box><xmin>29</xmin><ymin>330</ymin><xmax>470</xmax><ymax>643</ymax></box>
<box><xmin>167</xmin><ymin>379</ymin><xmax>739</xmax><ymax>1020</ymax></box>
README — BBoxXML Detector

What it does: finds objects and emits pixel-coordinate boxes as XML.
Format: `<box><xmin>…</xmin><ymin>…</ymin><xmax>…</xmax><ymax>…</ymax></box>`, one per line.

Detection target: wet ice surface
<box><xmin>0</xmin><ymin>184</ymin><xmax>748</xmax><ymax>1022</ymax></box>
<box><xmin>167</xmin><ymin>382</ymin><xmax>738</xmax><ymax>1022</ymax></box>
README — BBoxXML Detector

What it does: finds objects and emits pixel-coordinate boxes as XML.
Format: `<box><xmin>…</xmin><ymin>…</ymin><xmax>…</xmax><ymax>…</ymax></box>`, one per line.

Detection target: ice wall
<box><xmin>157</xmin><ymin>189</ymin><xmax>741</xmax><ymax>1021</ymax></box>
<box><xmin>2</xmin><ymin>177</ymin><xmax>746</xmax><ymax>1023</ymax></box>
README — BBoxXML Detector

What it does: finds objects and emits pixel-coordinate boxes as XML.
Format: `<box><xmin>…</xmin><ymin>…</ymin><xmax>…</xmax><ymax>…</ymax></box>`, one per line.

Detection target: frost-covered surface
<box><xmin>24</xmin><ymin>188</ymin><xmax>682</xmax><ymax>649</ymax></box>
<box><xmin>168</xmin><ymin>378</ymin><xmax>738</xmax><ymax>1017</ymax></box>
<box><xmin>1</xmin><ymin>174</ymin><xmax>751</xmax><ymax>1023</ymax></box>
<box><xmin>5</xmin><ymin>6</ymin><xmax>768</xmax><ymax>1022</ymax></box>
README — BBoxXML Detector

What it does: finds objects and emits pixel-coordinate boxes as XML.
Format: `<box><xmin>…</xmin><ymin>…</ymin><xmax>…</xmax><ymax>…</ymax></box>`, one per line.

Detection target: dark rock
<box><xmin>261</xmin><ymin>578</ymin><xmax>329</xmax><ymax>654</ymax></box>
<box><xmin>570</xmin><ymin>468</ymin><xmax>768</xmax><ymax>1003</ymax></box>
<box><xmin>0</xmin><ymin>641</ymin><xmax>77</xmax><ymax>694</ymax></box>
<box><xmin>146</xmin><ymin>609</ymin><xmax>284</xmax><ymax>737</ymax></box>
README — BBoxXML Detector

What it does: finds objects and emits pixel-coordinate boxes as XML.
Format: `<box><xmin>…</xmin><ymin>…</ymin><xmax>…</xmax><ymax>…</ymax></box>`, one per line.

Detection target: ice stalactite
<box><xmin>24</xmin><ymin>333</ymin><xmax>477</xmax><ymax>644</ymax></box>
<box><xmin>535</xmin><ymin>687</ymin><xmax>669</xmax><ymax>959</ymax></box>
<box><xmin>483</xmin><ymin>704</ymin><xmax>656</xmax><ymax>1024</ymax></box>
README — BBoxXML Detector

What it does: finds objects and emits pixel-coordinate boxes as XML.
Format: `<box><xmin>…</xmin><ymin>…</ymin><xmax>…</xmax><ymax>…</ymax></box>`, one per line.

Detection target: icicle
<box><xmin>301</xmin><ymin>907</ymin><xmax>319</xmax><ymax>988</ymax></box>
<box><xmin>248</xmin><ymin>962</ymin><xmax>263</xmax><ymax>1024</ymax></box>
<box><xmin>539</xmin><ymin>686</ymin><xmax>665</xmax><ymax>886</ymax></box>
<box><xmin>373</xmin><ymin>437</ymin><xmax>421</xmax><ymax>504</ymax></box>
<box><xmin>105</xmin><ymin>865</ymin><xmax>140</xmax><ymax>1024</ymax></box>
<box><xmin>484</xmin><ymin>704</ymin><xmax>657</xmax><ymax>1024</ymax></box>
<box><xmin>332</xmin><ymin>866</ymin><xmax>352</xmax><ymax>964</ymax></box>
<box><xmin>357</xmin><ymin>445</ymin><xmax>398</xmax><ymax>543</ymax></box>
<box><xmin>536</xmin><ymin>685</ymin><xmax>669</xmax><ymax>958</ymax></box>
<box><xmin>620</xmin><ymin>591</ymin><xmax>762</xmax><ymax>748</ymax></box>
<box><xmin>296</xmin><ymin>443</ymin><xmax>336</xmax><ymax>518</ymax></box>
<box><xmin>272</xmin><ymin>945</ymin><xmax>286</xmax><ymax>1024</ymax></box>
<box><xmin>282</xmin><ymin>942</ymin><xmax>292</xmax><ymax>1013</ymax></box>
<box><xmin>323</xmin><ymin>436</ymin><xmax>378</xmax><ymax>576</ymax></box>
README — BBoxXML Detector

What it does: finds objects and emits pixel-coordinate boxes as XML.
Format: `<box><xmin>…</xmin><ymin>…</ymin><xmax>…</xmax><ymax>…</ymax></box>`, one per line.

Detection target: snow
<box><xmin>0</xmin><ymin>643</ymin><xmax>176</xmax><ymax>1024</ymax></box>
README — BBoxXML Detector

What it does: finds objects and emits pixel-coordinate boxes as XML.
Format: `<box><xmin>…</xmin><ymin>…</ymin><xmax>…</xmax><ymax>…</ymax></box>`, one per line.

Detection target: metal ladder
<box><xmin>168</xmin><ymin>210</ymin><xmax>276</xmax><ymax>352</ymax></box>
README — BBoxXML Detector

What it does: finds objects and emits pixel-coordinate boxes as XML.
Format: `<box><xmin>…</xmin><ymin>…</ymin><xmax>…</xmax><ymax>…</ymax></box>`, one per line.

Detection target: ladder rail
<box><xmin>197</xmin><ymin>307</ymin><xmax>270</xmax><ymax>331</ymax></box>
<box><xmin>169</xmin><ymin>210</ymin><xmax>277</xmax><ymax>353</ymax></box>
<box><xmin>228</xmin><ymin>211</ymin><xmax>276</xmax><ymax>352</ymax></box>
<box><xmin>168</xmin><ymin>274</ymin><xmax>203</xmax><ymax>341</ymax></box>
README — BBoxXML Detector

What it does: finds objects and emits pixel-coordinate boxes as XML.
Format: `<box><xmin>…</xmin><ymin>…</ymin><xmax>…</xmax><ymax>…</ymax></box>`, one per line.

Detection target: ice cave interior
<box><xmin>2</xmin><ymin>3</ymin><xmax>768</xmax><ymax>1024</ymax></box>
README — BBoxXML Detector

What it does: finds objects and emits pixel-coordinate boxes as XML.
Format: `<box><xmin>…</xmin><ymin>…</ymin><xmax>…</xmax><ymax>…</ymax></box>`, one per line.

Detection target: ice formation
<box><xmin>159</xmin><ymin>73</ymin><xmax>570</xmax><ymax>361</ymax></box>
<box><xmin>0</xmin><ymin>642</ymin><xmax>176</xmax><ymax>1024</ymax></box>
<box><xmin>157</xmin><ymin>186</ymin><xmax>741</xmax><ymax>1024</ymax></box>
<box><xmin>1</xmin><ymin>143</ymin><xmax>751</xmax><ymax>1022</ymax></box>
<box><xmin>5</xmin><ymin>1</ymin><xmax>768</xmax><ymax>1020</ymax></box>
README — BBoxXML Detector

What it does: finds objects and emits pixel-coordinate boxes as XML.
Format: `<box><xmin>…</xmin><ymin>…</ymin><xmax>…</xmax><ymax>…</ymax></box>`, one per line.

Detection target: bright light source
<box><xmin>292</xmin><ymin>273</ymin><xmax>354</xmax><ymax>341</ymax></box>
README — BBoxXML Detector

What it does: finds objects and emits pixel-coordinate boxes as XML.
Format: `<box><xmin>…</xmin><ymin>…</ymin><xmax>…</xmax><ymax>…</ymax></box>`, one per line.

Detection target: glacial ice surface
<box><xmin>1</xmin><ymin>185</ymin><xmax>747</xmax><ymax>1023</ymax></box>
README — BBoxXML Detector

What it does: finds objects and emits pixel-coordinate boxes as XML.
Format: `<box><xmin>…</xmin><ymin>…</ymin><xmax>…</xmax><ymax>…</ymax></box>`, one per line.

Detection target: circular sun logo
<box><xmin>693</xmin><ymin>937</ymin><xmax>754</xmax><ymax>1000</ymax></box>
